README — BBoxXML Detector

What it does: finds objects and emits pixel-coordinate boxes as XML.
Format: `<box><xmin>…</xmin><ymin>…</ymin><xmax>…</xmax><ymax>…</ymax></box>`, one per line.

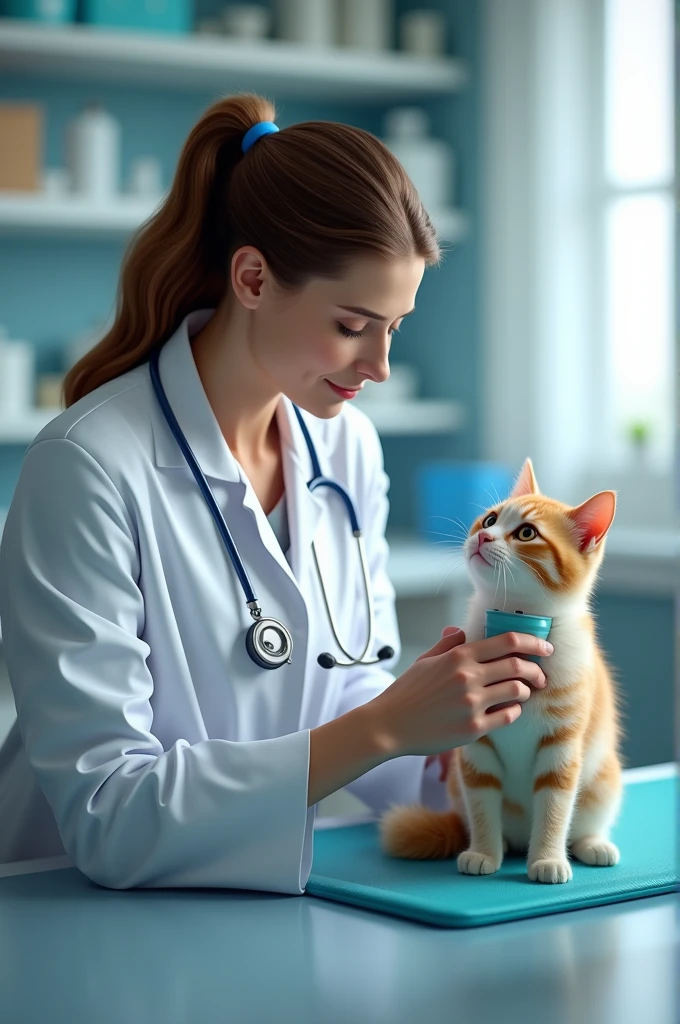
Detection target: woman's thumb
<box><xmin>416</xmin><ymin>626</ymin><xmax>465</xmax><ymax>662</ymax></box>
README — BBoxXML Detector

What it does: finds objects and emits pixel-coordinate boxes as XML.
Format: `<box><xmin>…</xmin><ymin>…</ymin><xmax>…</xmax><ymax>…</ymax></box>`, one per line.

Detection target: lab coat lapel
<box><xmin>276</xmin><ymin>397</ymin><xmax>324</xmax><ymax>586</ymax></box>
<box><xmin>149</xmin><ymin>309</ymin><xmax>241</xmax><ymax>484</ymax></box>
<box><xmin>148</xmin><ymin>310</ymin><xmax>324</xmax><ymax>592</ymax></box>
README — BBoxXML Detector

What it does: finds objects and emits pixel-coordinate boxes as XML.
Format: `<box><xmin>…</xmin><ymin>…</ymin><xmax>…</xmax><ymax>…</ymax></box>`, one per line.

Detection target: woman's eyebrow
<box><xmin>338</xmin><ymin>305</ymin><xmax>416</xmax><ymax>321</ymax></box>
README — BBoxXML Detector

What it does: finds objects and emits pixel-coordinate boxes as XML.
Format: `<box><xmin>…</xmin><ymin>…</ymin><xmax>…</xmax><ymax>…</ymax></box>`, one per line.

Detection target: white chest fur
<box><xmin>462</xmin><ymin>594</ymin><xmax>595</xmax><ymax>844</ymax></box>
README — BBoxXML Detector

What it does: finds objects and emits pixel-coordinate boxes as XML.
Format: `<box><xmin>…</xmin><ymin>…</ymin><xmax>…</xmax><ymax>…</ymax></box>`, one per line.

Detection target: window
<box><xmin>601</xmin><ymin>0</ymin><xmax>674</xmax><ymax>472</ymax></box>
<box><xmin>482</xmin><ymin>0</ymin><xmax>676</xmax><ymax>524</ymax></box>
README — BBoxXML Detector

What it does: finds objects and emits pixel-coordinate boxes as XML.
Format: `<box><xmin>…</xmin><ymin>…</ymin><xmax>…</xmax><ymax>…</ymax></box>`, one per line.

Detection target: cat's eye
<box><xmin>482</xmin><ymin>513</ymin><xmax>497</xmax><ymax>528</ymax></box>
<box><xmin>515</xmin><ymin>525</ymin><xmax>538</xmax><ymax>541</ymax></box>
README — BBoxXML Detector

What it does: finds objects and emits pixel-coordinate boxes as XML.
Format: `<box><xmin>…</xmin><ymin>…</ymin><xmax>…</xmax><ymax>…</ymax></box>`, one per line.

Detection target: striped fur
<box><xmin>379</xmin><ymin>459</ymin><xmax>624</xmax><ymax>884</ymax></box>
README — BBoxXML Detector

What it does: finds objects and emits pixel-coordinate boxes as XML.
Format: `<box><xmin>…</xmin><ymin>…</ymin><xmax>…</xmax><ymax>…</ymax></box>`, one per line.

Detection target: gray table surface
<box><xmin>0</xmin><ymin>766</ymin><xmax>678</xmax><ymax>1024</ymax></box>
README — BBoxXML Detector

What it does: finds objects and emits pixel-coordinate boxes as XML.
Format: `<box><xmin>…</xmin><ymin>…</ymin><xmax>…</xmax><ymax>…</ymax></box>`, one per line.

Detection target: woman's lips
<box><xmin>326</xmin><ymin>380</ymin><xmax>362</xmax><ymax>400</ymax></box>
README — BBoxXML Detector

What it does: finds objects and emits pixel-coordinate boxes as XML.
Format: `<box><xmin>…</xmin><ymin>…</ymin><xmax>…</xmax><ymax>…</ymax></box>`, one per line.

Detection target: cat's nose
<box><xmin>478</xmin><ymin>530</ymin><xmax>494</xmax><ymax>548</ymax></box>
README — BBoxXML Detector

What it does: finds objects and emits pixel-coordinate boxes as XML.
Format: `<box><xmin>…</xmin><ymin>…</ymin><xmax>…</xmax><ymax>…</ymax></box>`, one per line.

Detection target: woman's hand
<box><xmin>366</xmin><ymin>624</ymin><xmax>553</xmax><ymax>760</ymax></box>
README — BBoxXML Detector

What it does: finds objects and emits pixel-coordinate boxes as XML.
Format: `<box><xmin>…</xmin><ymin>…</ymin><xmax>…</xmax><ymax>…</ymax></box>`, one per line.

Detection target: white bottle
<box><xmin>0</xmin><ymin>327</ymin><xmax>35</xmax><ymax>418</ymax></box>
<box><xmin>275</xmin><ymin>0</ymin><xmax>336</xmax><ymax>47</ymax></box>
<box><xmin>338</xmin><ymin>0</ymin><xmax>392</xmax><ymax>51</ymax></box>
<box><xmin>383</xmin><ymin>107</ymin><xmax>455</xmax><ymax>211</ymax></box>
<box><xmin>399</xmin><ymin>9</ymin><xmax>447</xmax><ymax>57</ymax></box>
<box><xmin>67</xmin><ymin>103</ymin><xmax>121</xmax><ymax>202</ymax></box>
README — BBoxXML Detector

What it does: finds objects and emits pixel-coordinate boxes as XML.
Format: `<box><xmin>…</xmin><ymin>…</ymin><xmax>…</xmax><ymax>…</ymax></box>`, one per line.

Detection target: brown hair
<box><xmin>63</xmin><ymin>92</ymin><xmax>442</xmax><ymax>407</ymax></box>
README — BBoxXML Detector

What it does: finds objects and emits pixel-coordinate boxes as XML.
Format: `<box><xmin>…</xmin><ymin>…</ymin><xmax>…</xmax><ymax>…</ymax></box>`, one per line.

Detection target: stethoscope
<box><xmin>149</xmin><ymin>345</ymin><xmax>394</xmax><ymax>671</ymax></box>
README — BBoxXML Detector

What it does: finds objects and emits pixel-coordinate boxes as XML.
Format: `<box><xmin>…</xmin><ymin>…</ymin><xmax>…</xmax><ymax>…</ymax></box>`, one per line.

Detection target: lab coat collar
<box><xmin>150</xmin><ymin>309</ymin><xmax>241</xmax><ymax>482</ymax></box>
<box><xmin>149</xmin><ymin>309</ymin><xmax>328</xmax><ymax>579</ymax></box>
<box><xmin>150</xmin><ymin>309</ymin><xmax>332</xmax><ymax>482</ymax></box>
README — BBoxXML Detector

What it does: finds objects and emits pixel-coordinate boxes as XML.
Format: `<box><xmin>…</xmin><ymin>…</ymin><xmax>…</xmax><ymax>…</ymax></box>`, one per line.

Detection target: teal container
<box><xmin>81</xmin><ymin>0</ymin><xmax>191</xmax><ymax>33</ymax></box>
<box><xmin>2</xmin><ymin>0</ymin><xmax>76</xmax><ymax>20</ymax></box>
<box><xmin>416</xmin><ymin>460</ymin><xmax>514</xmax><ymax>543</ymax></box>
<box><xmin>484</xmin><ymin>609</ymin><xmax>552</xmax><ymax>664</ymax></box>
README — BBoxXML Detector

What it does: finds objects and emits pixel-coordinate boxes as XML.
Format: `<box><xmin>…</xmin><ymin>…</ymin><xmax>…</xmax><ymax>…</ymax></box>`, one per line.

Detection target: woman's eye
<box><xmin>337</xmin><ymin>323</ymin><xmax>401</xmax><ymax>338</ymax></box>
<box><xmin>482</xmin><ymin>513</ymin><xmax>497</xmax><ymax>528</ymax></box>
<box><xmin>516</xmin><ymin>525</ymin><xmax>537</xmax><ymax>541</ymax></box>
<box><xmin>337</xmin><ymin>323</ymin><xmax>365</xmax><ymax>338</ymax></box>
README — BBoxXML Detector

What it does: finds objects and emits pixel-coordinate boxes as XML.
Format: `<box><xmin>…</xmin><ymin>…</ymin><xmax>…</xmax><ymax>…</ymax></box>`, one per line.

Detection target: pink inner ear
<box><xmin>511</xmin><ymin>459</ymin><xmax>539</xmax><ymax>498</ymax></box>
<box><xmin>568</xmin><ymin>492</ymin><xmax>617</xmax><ymax>552</ymax></box>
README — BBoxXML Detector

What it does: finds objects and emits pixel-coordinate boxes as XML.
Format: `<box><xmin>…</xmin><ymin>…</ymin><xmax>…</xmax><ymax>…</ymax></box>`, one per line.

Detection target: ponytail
<box><xmin>64</xmin><ymin>93</ymin><xmax>440</xmax><ymax>407</ymax></box>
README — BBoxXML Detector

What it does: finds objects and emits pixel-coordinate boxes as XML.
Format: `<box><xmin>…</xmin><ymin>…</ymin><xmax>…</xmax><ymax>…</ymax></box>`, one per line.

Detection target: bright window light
<box><xmin>602</xmin><ymin>0</ymin><xmax>674</xmax><ymax>473</ymax></box>
<box><xmin>604</xmin><ymin>193</ymin><xmax>674</xmax><ymax>467</ymax></box>
<box><xmin>604</xmin><ymin>0</ymin><xmax>673</xmax><ymax>187</ymax></box>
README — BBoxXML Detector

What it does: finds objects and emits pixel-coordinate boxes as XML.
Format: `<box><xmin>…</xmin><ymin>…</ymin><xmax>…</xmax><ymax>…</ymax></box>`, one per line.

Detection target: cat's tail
<box><xmin>378</xmin><ymin>804</ymin><xmax>468</xmax><ymax>860</ymax></box>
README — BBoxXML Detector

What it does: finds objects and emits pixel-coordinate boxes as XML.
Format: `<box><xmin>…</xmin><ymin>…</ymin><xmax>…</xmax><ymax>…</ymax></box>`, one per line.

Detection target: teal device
<box><xmin>485</xmin><ymin>609</ymin><xmax>553</xmax><ymax>663</ymax></box>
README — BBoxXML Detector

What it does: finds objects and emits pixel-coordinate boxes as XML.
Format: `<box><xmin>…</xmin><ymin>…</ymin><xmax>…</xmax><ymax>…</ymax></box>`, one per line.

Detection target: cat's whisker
<box><xmin>493</xmin><ymin>561</ymin><xmax>502</xmax><ymax>605</ymax></box>
<box><xmin>481</xmin><ymin>486</ymin><xmax>502</xmax><ymax>510</ymax></box>
<box><xmin>435</xmin><ymin>558</ymin><xmax>467</xmax><ymax>597</ymax></box>
<box><xmin>504</xmin><ymin>565</ymin><xmax>518</xmax><ymax>595</ymax></box>
<box><xmin>428</xmin><ymin>514</ymin><xmax>472</xmax><ymax>539</ymax></box>
<box><xmin>426</xmin><ymin>532</ymin><xmax>466</xmax><ymax>548</ymax></box>
<box><xmin>518</xmin><ymin>556</ymin><xmax>545</xmax><ymax>587</ymax></box>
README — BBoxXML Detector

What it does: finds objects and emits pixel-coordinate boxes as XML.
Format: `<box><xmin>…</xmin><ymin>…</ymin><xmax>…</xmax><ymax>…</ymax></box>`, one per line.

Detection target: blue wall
<box><xmin>0</xmin><ymin>1</ymin><xmax>673</xmax><ymax>770</ymax></box>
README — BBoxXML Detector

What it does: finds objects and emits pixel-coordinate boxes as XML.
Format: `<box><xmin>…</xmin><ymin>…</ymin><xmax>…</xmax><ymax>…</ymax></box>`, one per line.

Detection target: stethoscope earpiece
<box><xmin>317</xmin><ymin>645</ymin><xmax>394</xmax><ymax>671</ymax></box>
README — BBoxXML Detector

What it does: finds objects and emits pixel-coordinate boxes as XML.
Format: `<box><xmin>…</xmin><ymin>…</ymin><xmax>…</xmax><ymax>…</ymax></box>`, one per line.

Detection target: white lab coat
<box><xmin>0</xmin><ymin>309</ymin><xmax>449</xmax><ymax>892</ymax></box>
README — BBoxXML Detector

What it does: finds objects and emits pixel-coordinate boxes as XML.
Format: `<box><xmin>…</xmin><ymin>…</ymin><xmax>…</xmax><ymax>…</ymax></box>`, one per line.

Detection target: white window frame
<box><xmin>480</xmin><ymin>0</ymin><xmax>677</xmax><ymax>528</ymax></box>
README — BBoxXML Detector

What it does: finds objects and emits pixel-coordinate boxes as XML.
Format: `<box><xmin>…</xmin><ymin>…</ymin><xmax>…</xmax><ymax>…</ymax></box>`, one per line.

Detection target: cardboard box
<box><xmin>0</xmin><ymin>104</ymin><xmax>44</xmax><ymax>192</ymax></box>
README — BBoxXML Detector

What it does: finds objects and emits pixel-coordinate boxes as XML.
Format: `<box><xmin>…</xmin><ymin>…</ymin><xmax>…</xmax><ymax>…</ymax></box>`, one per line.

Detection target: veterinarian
<box><xmin>0</xmin><ymin>95</ymin><xmax>551</xmax><ymax>892</ymax></box>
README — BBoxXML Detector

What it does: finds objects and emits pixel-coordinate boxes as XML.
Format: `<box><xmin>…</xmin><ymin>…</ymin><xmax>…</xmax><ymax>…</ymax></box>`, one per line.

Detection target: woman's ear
<box><xmin>230</xmin><ymin>246</ymin><xmax>268</xmax><ymax>309</ymax></box>
<box><xmin>510</xmin><ymin>458</ymin><xmax>540</xmax><ymax>498</ymax></box>
<box><xmin>567</xmin><ymin>491</ymin><xmax>617</xmax><ymax>553</ymax></box>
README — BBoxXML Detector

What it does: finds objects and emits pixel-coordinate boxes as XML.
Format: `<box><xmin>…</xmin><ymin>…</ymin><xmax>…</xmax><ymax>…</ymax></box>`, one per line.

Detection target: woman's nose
<box><xmin>359</xmin><ymin>338</ymin><xmax>390</xmax><ymax>383</ymax></box>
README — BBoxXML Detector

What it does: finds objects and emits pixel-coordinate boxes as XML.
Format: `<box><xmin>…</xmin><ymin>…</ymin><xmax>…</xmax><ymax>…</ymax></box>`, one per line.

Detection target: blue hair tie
<box><xmin>242</xmin><ymin>121</ymin><xmax>279</xmax><ymax>154</ymax></box>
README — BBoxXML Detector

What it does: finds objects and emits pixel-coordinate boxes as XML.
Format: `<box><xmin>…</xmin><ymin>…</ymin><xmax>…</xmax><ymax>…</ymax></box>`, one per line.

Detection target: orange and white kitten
<box><xmin>379</xmin><ymin>458</ymin><xmax>624</xmax><ymax>884</ymax></box>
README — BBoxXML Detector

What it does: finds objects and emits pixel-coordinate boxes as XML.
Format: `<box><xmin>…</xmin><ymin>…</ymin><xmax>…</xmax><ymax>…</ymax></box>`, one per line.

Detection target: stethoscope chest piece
<box><xmin>246</xmin><ymin>616</ymin><xmax>293</xmax><ymax>670</ymax></box>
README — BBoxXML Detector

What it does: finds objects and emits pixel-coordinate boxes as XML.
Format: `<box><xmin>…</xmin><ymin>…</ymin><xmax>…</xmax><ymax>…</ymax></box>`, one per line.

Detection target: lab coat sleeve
<box><xmin>0</xmin><ymin>438</ymin><xmax>314</xmax><ymax>893</ymax></box>
<box><xmin>332</xmin><ymin>419</ymin><xmax>451</xmax><ymax>815</ymax></box>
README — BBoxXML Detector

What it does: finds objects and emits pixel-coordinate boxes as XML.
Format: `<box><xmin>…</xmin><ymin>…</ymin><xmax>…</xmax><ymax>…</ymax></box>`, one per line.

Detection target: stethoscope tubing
<box><xmin>148</xmin><ymin>342</ymin><xmax>383</xmax><ymax>669</ymax></box>
<box><xmin>149</xmin><ymin>344</ymin><xmax>260</xmax><ymax>608</ymax></box>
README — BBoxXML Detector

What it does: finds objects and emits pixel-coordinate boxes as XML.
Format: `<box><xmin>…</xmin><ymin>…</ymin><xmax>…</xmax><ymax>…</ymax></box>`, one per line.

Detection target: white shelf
<box><xmin>0</xmin><ymin>19</ymin><xmax>468</xmax><ymax>99</ymax></box>
<box><xmin>359</xmin><ymin>399</ymin><xmax>465</xmax><ymax>435</ymax></box>
<box><xmin>0</xmin><ymin>193</ymin><xmax>468</xmax><ymax>244</ymax></box>
<box><xmin>0</xmin><ymin>193</ymin><xmax>165</xmax><ymax>238</ymax></box>
<box><xmin>0</xmin><ymin>399</ymin><xmax>464</xmax><ymax>444</ymax></box>
<box><xmin>386</xmin><ymin>529</ymin><xmax>680</xmax><ymax>599</ymax></box>
<box><xmin>0</xmin><ymin>527</ymin><xmax>678</xmax><ymax>644</ymax></box>
<box><xmin>0</xmin><ymin>408</ymin><xmax>60</xmax><ymax>443</ymax></box>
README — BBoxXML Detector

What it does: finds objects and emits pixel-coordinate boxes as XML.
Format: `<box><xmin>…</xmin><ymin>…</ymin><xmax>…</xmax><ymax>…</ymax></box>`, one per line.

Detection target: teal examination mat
<box><xmin>306</xmin><ymin>776</ymin><xmax>678</xmax><ymax>928</ymax></box>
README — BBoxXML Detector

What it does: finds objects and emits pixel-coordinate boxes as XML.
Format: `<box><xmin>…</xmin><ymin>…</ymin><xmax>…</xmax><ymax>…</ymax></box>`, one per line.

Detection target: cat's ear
<box><xmin>567</xmin><ymin>491</ymin><xmax>617</xmax><ymax>553</ymax></box>
<box><xmin>510</xmin><ymin>458</ymin><xmax>540</xmax><ymax>497</ymax></box>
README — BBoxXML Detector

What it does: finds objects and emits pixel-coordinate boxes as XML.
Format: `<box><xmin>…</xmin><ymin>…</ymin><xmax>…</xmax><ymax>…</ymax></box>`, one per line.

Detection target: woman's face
<box><xmin>235</xmin><ymin>250</ymin><xmax>425</xmax><ymax>418</ymax></box>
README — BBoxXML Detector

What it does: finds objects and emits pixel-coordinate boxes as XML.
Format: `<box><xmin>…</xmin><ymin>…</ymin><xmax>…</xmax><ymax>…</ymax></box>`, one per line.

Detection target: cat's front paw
<box><xmin>571</xmin><ymin>837</ymin><xmax>620</xmax><ymax>866</ymax></box>
<box><xmin>528</xmin><ymin>857</ymin><xmax>573</xmax><ymax>884</ymax></box>
<box><xmin>457</xmin><ymin>850</ymin><xmax>502</xmax><ymax>876</ymax></box>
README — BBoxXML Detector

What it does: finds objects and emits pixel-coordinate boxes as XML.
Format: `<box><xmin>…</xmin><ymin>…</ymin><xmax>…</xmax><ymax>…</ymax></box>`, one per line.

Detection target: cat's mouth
<box><xmin>471</xmin><ymin>550</ymin><xmax>492</xmax><ymax>566</ymax></box>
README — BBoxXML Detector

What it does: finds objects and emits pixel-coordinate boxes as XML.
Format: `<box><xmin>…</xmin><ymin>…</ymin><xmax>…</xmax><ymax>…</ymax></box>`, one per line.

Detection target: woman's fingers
<box><xmin>483</xmin><ymin>703</ymin><xmax>523</xmax><ymax>731</ymax></box>
<box><xmin>481</xmin><ymin>655</ymin><xmax>547</xmax><ymax>689</ymax></box>
<box><xmin>483</xmin><ymin>678</ymin><xmax>532</xmax><ymax>711</ymax></box>
<box><xmin>467</xmin><ymin>631</ymin><xmax>554</xmax><ymax>663</ymax></box>
<box><xmin>415</xmin><ymin>627</ymin><xmax>466</xmax><ymax>663</ymax></box>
